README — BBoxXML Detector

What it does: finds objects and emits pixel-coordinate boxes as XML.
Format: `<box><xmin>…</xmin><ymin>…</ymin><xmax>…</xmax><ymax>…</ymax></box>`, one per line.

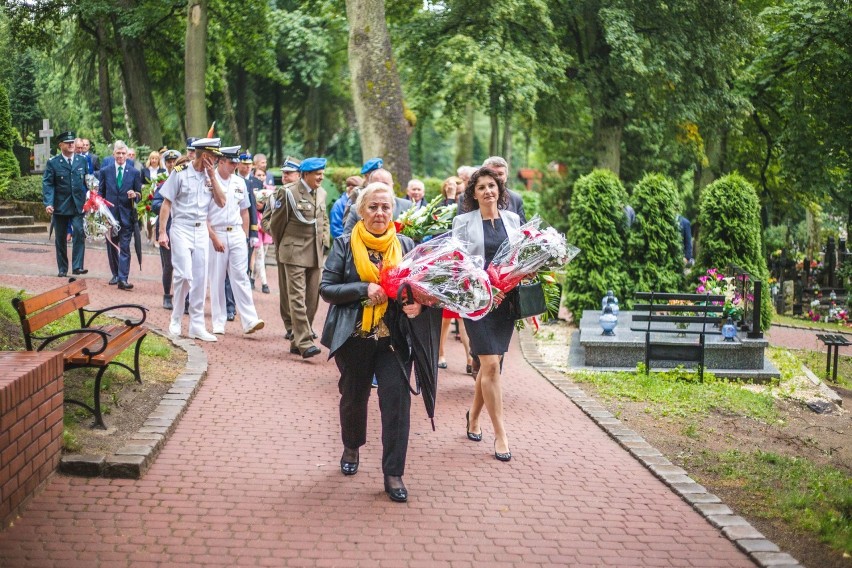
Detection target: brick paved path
<box><xmin>0</xmin><ymin>237</ymin><xmax>755</xmax><ymax>567</ymax></box>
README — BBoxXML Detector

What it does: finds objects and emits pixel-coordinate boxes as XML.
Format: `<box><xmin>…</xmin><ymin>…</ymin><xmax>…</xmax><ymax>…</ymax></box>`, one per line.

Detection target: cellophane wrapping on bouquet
<box><xmin>486</xmin><ymin>215</ymin><xmax>580</xmax><ymax>292</ymax></box>
<box><xmin>82</xmin><ymin>180</ymin><xmax>121</xmax><ymax>242</ymax></box>
<box><xmin>380</xmin><ymin>234</ymin><xmax>493</xmax><ymax>320</ymax></box>
<box><xmin>136</xmin><ymin>171</ymin><xmax>168</xmax><ymax>227</ymax></box>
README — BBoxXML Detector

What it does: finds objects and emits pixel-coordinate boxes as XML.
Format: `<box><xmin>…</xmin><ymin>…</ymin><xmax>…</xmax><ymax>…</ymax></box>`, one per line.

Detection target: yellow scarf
<box><xmin>351</xmin><ymin>220</ymin><xmax>402</xmax><ymax>332</ymax></box>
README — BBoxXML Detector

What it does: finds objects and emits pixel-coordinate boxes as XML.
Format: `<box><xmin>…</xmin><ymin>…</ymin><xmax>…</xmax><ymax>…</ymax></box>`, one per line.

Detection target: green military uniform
<box><xmin>269</xmin><ymin>172</ymin><xmax>329</xmax><ymax>355</ymax></box>
<box><xmin>42</xmin><ymin>131</ymin><xmax>89</xmax><ymax>276</ymax></box>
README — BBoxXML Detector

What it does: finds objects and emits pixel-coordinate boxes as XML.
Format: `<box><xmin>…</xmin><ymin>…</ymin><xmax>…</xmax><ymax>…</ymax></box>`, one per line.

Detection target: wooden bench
<box><xmin>631</xmin><ymin>292</ymin><xmax>725</xmax><ymax>382</ymax></box>
<box><xmin>11</xmin><ymin>279</ymin><xmax>148</xmax><ymax>429</ymax></box>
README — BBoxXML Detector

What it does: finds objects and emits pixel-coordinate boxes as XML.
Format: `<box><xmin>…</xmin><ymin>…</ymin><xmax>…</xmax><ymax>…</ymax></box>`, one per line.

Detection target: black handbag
<box><xmin>510</xmin><ymin>281</ymin><xmax>547</xmax><ymax>319</ymax></box>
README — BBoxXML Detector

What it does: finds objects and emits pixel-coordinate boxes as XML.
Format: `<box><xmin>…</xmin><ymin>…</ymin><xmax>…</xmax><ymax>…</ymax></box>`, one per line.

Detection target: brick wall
<box><xmin>0</xmin><ymin>351</ymin><xmax>64</xmax><ymax>528</ymax></box>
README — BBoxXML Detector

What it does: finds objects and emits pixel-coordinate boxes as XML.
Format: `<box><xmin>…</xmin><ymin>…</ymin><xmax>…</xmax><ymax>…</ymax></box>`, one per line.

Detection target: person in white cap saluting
<box><xmin>157</xmin><ymin>137</ymin><xmax>226</xmax><ymax>342</ymax></box>
<box><xmin>206</xmin><ymin>146</ymin><xmax>264</xmax><ymax>336</ymax></box>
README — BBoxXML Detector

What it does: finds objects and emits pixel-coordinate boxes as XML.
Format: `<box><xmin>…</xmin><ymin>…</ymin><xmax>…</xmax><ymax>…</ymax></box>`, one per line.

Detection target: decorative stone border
<box><xmin>58</xmin><ymin>328</ymin><xmax>208</xmax><ymax>479</ymax></box>
<box><xmin>518</xmin><ymin>329</ymin><xmax>803</xmax><ymax>568</ymax></box>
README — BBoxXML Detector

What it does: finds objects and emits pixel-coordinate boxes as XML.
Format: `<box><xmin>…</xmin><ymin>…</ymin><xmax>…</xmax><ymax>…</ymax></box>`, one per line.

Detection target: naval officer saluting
<box><xmin>157</xmin><ymin>138</ymin><xmax>226</xmax><ymax>342</ymax></box>
<box><xmin>42</xmin><ymin>130</ymin><xmax>89</xmax><ymax>277</ymax></box>
<box><xmin>206</xmin><ymin>146</ymin><xmax>265</xmax><ymax>336</ymax></box>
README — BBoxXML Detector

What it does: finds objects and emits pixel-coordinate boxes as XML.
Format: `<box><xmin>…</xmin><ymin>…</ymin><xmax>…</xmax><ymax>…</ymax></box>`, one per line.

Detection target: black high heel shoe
<box><xmin>466</xmin><ymin>410</ymin><xmax>482</xmax><ymax>442</ymax></box>
<box><xmin>384</xmin><ymin>475</ymin><xmax>408</xmax><ymax>503</ymax></box>
<box><xmin>494</xmin><ymin>440</ymin><xmax>512</xmax><ymax>462</ymax></box>
<box><xmin>340</xmin><ymin>447</ymin><xmax>359</xmax><ymax>475</ymax></box>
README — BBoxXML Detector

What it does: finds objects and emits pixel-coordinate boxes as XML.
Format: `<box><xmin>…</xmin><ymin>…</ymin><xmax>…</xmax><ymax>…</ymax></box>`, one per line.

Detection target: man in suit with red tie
<box><xmin>98</xmin><ymin>140</ymin><xmax>142</xmax><ymax>290</ymax></box>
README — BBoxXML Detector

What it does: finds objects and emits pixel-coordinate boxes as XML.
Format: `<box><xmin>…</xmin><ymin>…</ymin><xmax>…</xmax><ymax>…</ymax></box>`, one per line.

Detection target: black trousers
<box><xmin>335</xmin><ymin>336</ymin><xmax>411</xmax><ymax>476</ymax></box>
<box><xmin>53</xmin><ymin>214</ymin><xmax>85</xmax><ymax>273</ymax></box>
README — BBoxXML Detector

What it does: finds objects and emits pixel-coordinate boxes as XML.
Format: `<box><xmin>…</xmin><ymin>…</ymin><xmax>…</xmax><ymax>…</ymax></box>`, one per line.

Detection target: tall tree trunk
<box><xmin>235</xmin><ymin>67</ymin><xmax>248</xmax><ymax>145</ymax></box>
<box><xmin>303</xmin><ymin>85</ymin><xmax>320</xmax><ymax>156</ymax></box>
<box><xmin>346</xmin><ymin>0</ymin><xmax>412</xmax><ymax>190</ymax></box>
<box><xmin>185</xmin><ymin>0</ymin><xmax>208</xmax><ymax>137</ymax></box>
<box><xmin>454</xmin><ymin>104</ymin><xmax>474</xmax><ymax>168</ymax></box>
<box><xmin>220</xmin><ymin>68</ymin><xmax>241</xmax><ymax>146</ymax></box>
<box><xmin>118</xmin><ymin>71</ymin><xmax>133</xmax><ymax>142</ymax></box>
<box><xmin>489</xmin><ymin>89</ymin><xmax>500</xmax><ymax>156</ymax></box>
<box><xmin>95</xmin><ymin>23</ymin><xmax>114</xmax><ymax>141</ymax></box>
<box><xmin>501</xmin><ymin>107</ymin><xmax>512</xmax><ymax>169</ymax></box>
<box><xmin>593</xmin><ymin>115</ymin><xmax>622</xmax><ymax>176</ymax></box>
<box><xmin>115</xmin><ymin>32</ymin><xmax>163</xmax><ymax>147</ymax></box>
<box><xmin>272</xmin><ymin>89</ymin><xmax>281</xmax><ymax>165</ymax></box>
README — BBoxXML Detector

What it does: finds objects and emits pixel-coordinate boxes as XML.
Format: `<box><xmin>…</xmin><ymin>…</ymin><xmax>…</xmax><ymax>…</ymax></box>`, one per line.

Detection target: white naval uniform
<box><xmin>159</xmin><ymin>162</ymin><xmax>218</xmax><ymax>335</ymax></box>
<box><xmin>207</xmin><ymin>172</ymin><xmax>261</xmax><ymax>333</ymax></box>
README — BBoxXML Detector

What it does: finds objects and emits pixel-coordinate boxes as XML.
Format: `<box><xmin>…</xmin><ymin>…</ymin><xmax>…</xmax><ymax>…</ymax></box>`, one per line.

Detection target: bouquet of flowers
<box><xmin>695</xmin><ymin>267</ymin><xmax>747</xmax><ymax>320</ymax></box>
<box><xmin>379</xmin><ymin>234</ymin><xmax>493</xmax><ymax>319</ymax></box>
<box><xmin>136</xmin><ymin>171</ymin><xmax>168</xmax><ymax>225</ymax></box>
<box><xmin>486</xmin><ymin>216</ymin><xmax>580</xmax><ymax>293</ymax></box>
<box><xmin>394</xmin><ymin>195</ymin><xmax>457</xmax><ymax>242</ymax></box>
<box><xmin>82</xmin><ymin>189</ymin><xmax>120</xmax><ymax>246</ymax></box>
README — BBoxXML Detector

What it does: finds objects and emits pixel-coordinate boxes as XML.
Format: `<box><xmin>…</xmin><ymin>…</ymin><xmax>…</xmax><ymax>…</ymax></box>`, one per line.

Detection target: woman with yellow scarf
<box><xmin>319</xmin><ymin>182</ymin><xmax>428</xmax><ymax>503</ymax></box>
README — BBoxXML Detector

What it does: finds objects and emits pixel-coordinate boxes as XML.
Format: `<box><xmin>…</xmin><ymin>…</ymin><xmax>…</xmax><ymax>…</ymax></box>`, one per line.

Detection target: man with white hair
<box><xmin>406</xmin><ymin>178</ymin><xmax>427</xmax><ymax>209</ymax></box>
<box><xmin>342</xmin><ymin>167</ymin><xmax>412</xmax><ymax>235</ymax></box>
<box><xmin>98</xmin><ymin>140</ymin><xmax>142</xmax><ymax>290</ymax></box>
<box><xmin>456</xmin><ymin>165</ymin><xmax>475</xmax><ymax>187</ymax></box>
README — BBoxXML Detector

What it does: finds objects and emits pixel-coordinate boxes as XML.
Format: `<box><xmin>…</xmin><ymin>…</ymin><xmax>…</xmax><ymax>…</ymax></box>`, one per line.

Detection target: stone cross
<box><xmin>33</xmin><ymin>119</ymin><xmax>53</xmax><ymax>173</ymax></box>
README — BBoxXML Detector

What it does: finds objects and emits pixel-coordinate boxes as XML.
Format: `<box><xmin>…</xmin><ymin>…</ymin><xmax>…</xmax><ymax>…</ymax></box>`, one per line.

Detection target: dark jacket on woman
<box><xmin>320</xmin><ymin>232</ymin><xmax>417</xmax><ymax>359</ymax></box>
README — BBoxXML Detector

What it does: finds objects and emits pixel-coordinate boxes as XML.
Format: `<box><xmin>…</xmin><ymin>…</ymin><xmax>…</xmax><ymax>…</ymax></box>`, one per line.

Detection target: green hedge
<box><xmin>520</xmin><ymin>190</ymin><xmax>541</xmax><ymax>221</ymax></box>
<box><xmin>626</xmin><ymin>173</ymin><xmax>683</xmax><ymax>295</ymax></box>
<box><xmin>564</xmin><ymin>169</ymin><xmax>630</xmax><ymax>318</ymax></box>
<box><xmin>1</xmin><ymin>174</ymin><xmax>41</xmax><ymax>202</ymax></box>
<box><xmin>0</xmin><ymin>149</ymin><xmax>20</xmax><ymax>193</ymax></box>
<box><xmin>697</xmin><ymin>173</ymin><xmax>773</xmax><ymax>329</ymax></box>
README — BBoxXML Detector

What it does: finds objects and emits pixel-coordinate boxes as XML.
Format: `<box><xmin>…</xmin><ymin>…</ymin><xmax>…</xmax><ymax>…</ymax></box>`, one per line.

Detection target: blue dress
<box><xmin>464</xmin><ymin>218</ymin><xmax>515</xmax><ymax>356</ymax></box>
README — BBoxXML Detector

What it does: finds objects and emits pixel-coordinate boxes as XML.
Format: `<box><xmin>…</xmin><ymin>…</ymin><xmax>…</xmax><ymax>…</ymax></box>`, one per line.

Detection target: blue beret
<box><xmin>299</xmin><ymin>157</ymin><xmax>327</xmax><ymax>172</ymax></box>
<box><xmin>360</xmin><ymin>157</ymin><xmax>383</xmax><ymax>175</ymax></box>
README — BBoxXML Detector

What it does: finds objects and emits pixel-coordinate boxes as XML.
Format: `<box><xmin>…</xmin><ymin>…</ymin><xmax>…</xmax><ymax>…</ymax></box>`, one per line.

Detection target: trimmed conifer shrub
<box><xmin>697</xmin><ymin>173</ymin><xmax>773</xmax><ymax>329</ymax></box>
<box><xmin>0</xmin><ymin>83</ymin><xmax>18</xmax><ymax>192</ymax></box>
<box><xmin>564</xmin><ymin>169</ymin><xmax>630</xmax><ymax>319</ymax></box>
<box><xmin>626</xmin><ymin>173</ymin><xmax>684</xmax><ymax>295</ymax></box>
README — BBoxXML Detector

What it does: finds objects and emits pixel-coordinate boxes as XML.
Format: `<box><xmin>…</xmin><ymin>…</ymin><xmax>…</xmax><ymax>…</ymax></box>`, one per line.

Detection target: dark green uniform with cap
<box><xmin>42</xmin><ymin>130</ymin><xmax>89</xmax><ymax>276</ymax></box>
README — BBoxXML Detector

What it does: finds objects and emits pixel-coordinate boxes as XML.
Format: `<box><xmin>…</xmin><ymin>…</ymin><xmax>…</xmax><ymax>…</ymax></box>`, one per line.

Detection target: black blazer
<box><xmin>320</xmin><ymin>233</ymin><xmax>419</xmax><ymax>359</ymax></box>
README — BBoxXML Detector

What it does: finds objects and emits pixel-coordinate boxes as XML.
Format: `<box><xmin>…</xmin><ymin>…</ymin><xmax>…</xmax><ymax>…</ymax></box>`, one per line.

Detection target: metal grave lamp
<box><xmin>599</xmin><ymin>303</ymin><xmax>618</xmax><ymax>336</ymax></box>
<box><xmin>721</xmin><ymin>317</ymin><xmax>738</xmax><ymax>341</ymax></box>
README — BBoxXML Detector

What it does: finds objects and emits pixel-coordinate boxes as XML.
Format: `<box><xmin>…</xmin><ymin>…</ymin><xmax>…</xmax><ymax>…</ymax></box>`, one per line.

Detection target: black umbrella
<box><xmin>397</xmin><ymin>283</ymin><xmax>442</xmax><ymax>431</ymax></box>
<box><xmin>132</xmin><ymin>218</ymin><xmax>143</xmax><ymax>269</ymax></box>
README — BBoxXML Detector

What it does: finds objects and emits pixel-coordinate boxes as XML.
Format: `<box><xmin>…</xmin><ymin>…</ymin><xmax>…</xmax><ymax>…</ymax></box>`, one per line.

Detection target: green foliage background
<box><xmin>626</xmin><ymin>173</ymin><xmax>684</xmax><ymax>295</ymax></box>
<box><xmin>697</xmin><ymin>173</ymin><xmax>773</xmax><ymax>329</ymax></box>
<box><xmin>563</xmin><ymin>169</ymin><xmax>630</xmax><ymax>317</ymax></box>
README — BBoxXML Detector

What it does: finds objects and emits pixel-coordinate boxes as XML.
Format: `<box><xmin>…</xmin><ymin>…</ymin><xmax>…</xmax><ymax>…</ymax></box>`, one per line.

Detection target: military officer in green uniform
<box><xmin>268</xmin><ymin>157</ymin><xmax>330</xmax><ymax>358</ymax></box>
<box><xmin>42</xmin><ymin>130</ymin><xmax>89</xmax><ymax>277</ymax></box>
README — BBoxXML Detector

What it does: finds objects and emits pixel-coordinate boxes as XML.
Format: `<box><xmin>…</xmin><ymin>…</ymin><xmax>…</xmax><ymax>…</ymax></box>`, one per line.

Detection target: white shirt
<box><xmin>159</xmin><ymin>162</ymin><xmax>213</xmax><ymax>224</ymax></box>
<box><xmin>207</xmin><ymin>171</ymin><xmax>249</xmax><ymax>228</ymax></box>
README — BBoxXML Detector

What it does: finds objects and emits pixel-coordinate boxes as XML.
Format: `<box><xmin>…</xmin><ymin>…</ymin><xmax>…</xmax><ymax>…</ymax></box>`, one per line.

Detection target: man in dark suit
<box><xmin>98</xmin><ymin>140</ymin><xmax>142</xmax><ymax>290</ymax></box>
<box><xmin>42</xmin><ymin>130</ymin><xmax>89</xmax><ymax>277</ymax></box>
<box><xmin>80</xmin><ymin>138</ymin><xmax>100</xmax><ymax>173</ymax></box>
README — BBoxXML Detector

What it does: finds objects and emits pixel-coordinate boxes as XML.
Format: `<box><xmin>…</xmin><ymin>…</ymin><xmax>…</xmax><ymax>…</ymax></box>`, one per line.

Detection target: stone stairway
<box><xmin>0</xmin><ymin>203</ymin><xmax>48</xmax><ymax>234</ymax></box>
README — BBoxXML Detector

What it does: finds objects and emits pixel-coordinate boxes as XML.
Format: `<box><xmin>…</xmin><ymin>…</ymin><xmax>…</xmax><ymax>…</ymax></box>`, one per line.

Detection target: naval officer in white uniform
<box><xmin>207</xmin><ymin>146</ymin><xmax>264</xmax><ymax>335</ymax></box>
<box><xmin>157</xmin><ymin>137</ymin><xmax>226</xmax><ymax>342</ymax></box>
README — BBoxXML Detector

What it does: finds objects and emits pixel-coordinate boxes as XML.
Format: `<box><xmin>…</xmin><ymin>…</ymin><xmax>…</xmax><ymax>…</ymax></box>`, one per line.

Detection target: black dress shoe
<box><xmin>117</xmin><ymin>281</ymin><xmax>134</xmax><ymax>290</ymax></box>
<box><xmin>284</xmin><ymin>331</ymin><xmax>293</xmax><ymax>340</ymax></box>
<box><xmin>57</xmin><ymin>272</ymin><xmax>67</xmax><ymax>277</ymax></box>
<box><xmin>311</xmin><ymin>331</ymin><xmax>318</xmax><ymax>339</ymax></box>
<box><xmin>340</xmin><ymin>448</ymin><xmax>359</xmax><ymax>476</ymax></box>
<box><xmin>227</xmin><ymin>312</ymin><xmax>235</xmax><ymax>321</ymax></box>
<box><xmin>72</xmin><ymin>268</ymin><xmax>88</xmax><ymax>275</ymax></box>
<box><xmin>466</xmin><ymin>410</ymin><xmax>482</xmax><ymax>442</ymax></box>
<box><xmin>302</xmin><ymin>346</ymin><xmax>321</xmax><ymax>359</ymax></box>
<box><xmin>494</xmin><ymin>441</ymin><xmax>512</xmax><ymax>462</ymax></box>
<box><xmin>109</xmin><ymin>276</ymin><xmax>120</xmax><ymax>285</ymax></box>
<box><xmin>384</xmin><ymin>475</ymin><xmax>408</xmax><ymax>503</ymax></box>
<box><xmin>289</xmin><ymin>345</ymin><xmax>300</xmax><ymax>354</ymax></box>
<box><xmin>163</xmin><ymin>295</ymin><xmax>173</xmax><ymax>310</ymax></box>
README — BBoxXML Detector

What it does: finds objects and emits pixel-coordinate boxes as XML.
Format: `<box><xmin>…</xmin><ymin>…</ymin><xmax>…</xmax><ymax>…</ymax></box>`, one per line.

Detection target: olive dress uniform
<box><xmin>268</xmin><ymin>167</ymin><xmax>329</xmax><ymax>356</ymax></box>
<box><xmin>42</xmin><ymin>146</ymin><xmax>88</xmax><ymax>276</ymax></box>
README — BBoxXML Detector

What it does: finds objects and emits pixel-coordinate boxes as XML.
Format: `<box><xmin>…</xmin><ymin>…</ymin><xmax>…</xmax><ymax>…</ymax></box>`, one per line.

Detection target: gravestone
<box><xmin>32</xmin><ymin>119</ymin><xmax>53</xmax><ymax>173</ymax></box>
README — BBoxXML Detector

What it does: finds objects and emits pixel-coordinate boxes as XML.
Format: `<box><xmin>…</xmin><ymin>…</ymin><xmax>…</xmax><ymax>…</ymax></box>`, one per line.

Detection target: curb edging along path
<box><xmin>58</xmin><ymin>327</ymin><xmax>208</xmax><ymax>479</ymax></box>
<box><xmin>518</xmin><ymin>328</ymin><xmax>803</xmax><ymax>568</ymax></box>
